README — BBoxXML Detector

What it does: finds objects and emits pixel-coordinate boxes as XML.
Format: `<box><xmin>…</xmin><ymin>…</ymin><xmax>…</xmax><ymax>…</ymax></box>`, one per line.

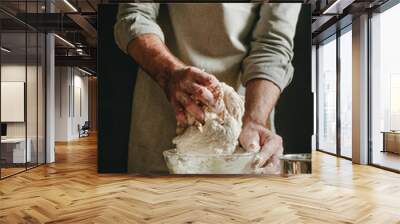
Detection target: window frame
<box><xmin>315</xmin><ymin>24</ymin><xmax>353</xmax><ymax>161</ymax></box>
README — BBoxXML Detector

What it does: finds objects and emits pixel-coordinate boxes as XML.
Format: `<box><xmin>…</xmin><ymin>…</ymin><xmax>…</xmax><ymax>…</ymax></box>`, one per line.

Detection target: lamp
<box><xmin>322</xmin><ymin>0</ymin><xmax>344</xmax><ymax>15</ymax></box>
<box><xmin>78</xmin><ymin>67</ymin><xmax>93</xmax><ymax>76</ymax></box>
<box><xmin>54</xmin><ymin>34</ymin><xmax>75</xmax><ymax>48</ymax></box>
<box><xmin>63</xmin><ymin>0</ymin><xmax>78</xmax><ymax>12</ymax></box>
<box><xmin>1</xmin><ymin>47</ymin><xmax>11</xmax><ymax>53</ymax></box>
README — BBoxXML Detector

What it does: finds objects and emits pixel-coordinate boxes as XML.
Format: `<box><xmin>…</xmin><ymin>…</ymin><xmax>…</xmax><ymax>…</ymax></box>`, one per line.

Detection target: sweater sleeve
<box><xmin>241</xmin><ymin>3</ymin><xmax>301</xmax><ymax>91</ymax></box>
<box><xmin>114</xmin><ymin>3</ymin><xmax>164</xmax><ymax>54</ymax></box>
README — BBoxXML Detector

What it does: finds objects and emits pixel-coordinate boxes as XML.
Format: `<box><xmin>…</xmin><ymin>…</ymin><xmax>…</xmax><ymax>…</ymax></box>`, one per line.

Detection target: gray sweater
<box><xmin>114</xmin><ymin>3</ymin><xmax>300</xmax><ymax>173</ymax></box>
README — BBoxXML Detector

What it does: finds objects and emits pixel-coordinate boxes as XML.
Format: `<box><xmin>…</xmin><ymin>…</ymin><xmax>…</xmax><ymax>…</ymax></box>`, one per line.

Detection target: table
<box><xmin>1</xmin><ymin>138</ymin><xmax>31</xmax><ymax>164</ymax></box>
<box><xmin>382</xmin><ymin>131</ymin><xmax>400</xmax><ymax>154</ymax></box>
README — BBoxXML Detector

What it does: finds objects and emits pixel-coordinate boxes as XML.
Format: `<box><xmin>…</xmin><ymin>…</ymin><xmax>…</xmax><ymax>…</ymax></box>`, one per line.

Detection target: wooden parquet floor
<box><xmin>1</xmin><ymin>135</ymin><xmax>400</xmax><ymax>224</ymax></box>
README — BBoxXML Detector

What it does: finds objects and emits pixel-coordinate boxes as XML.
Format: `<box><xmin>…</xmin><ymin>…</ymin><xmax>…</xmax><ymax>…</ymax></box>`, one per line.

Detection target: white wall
<box><xmin>55</xmin><ymin>67</ymin><xmax>70</xmax><ymax>141</ymax></box>
<box><xmin>1</xmin><ymin>65</ymin><xmax>28</xmax><ymax>140</ymax></box>
<box><xmin>55</xmin><ymin>66</ymin><xmax>89</xmax><ymax>141</ymax></box>
<box><xmin>1</xmin><ymin>82</ymin><xmax>25</xmax><ymax>122</ymax></box>
<box><xmin>1</xmin><ymin>65</ymin><xmax>43</xmax><ymax>137</ymax></box>
<box><xmin>311</xmin><ymin>45</ymin><xmax>317</xmax><ymax>150</ymax></box>
<box><xmin>72</xmin><ymin>73</ymin><xmax>89</xmax><ymax>138</ymax></box>
<box><xmin>46</xmin><ymin>32</ymin><xmax>56</xmax><ymax>163</ymax></box>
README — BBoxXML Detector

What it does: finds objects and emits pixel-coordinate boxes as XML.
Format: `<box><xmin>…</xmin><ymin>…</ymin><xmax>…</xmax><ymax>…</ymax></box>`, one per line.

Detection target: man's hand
<box><xmin>165</xmin><ymin>66</ymin><xmax>222</xmax><ymax>127</ymax></box>
<box><xmin>239</xmin><ymin>79</ymin><xmax>283</xmax><ymax>174</ymax></box>
<box><xmin>240</xmin><ymin>119</ymin><xmax>283</xmax><ymax>174</ymax></box>
<box><xmin>126</xmin><ymin>34</ymin><xmax>221</xmax><ymax>127</ymax></box>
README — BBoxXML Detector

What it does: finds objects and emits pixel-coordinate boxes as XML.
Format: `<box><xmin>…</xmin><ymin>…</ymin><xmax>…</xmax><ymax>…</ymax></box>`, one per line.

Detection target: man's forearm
<box><xmin>126</xmin><ymin>34</ymin><xmax>185</xmax><ymax>90</ymax></box>
<box><xmin>243</xmin><ymin>79</ymin><xmax>281</xmax><ymax>127</ymax></box>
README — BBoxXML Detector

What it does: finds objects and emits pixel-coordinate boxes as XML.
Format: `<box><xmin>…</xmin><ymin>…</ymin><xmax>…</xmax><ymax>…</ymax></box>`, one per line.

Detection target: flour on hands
<box><xmin>173</xmin><ymin>82</ymin><xmax>245</xmax><ymax>154</ymax></box>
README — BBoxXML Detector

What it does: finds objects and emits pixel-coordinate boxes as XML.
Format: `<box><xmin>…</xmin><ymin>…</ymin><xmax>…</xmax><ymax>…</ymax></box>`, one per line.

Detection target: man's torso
<box><xmin>128</xmin><ymin>4</ymin><xmax>260</xmax><ymax>173</ymax></box>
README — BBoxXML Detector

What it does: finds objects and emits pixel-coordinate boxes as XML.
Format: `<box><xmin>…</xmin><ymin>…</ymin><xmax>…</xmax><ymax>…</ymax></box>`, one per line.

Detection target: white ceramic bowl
<box><xmin>163</xmin><ymin>149</ymin><xmax>257</xmax><ymax>174</ymax></box>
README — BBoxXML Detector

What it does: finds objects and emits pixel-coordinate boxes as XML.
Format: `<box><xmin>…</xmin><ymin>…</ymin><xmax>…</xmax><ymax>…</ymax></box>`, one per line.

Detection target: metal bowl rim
<box><xmin>279</xmin><ymin>153</ymin><xmax>311</xmax><ymax>162</ymax></box>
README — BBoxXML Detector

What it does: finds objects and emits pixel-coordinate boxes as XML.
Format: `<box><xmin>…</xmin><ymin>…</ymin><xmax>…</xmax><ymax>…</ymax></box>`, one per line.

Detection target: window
<box><xmin>0</xmin><ymin>1</ymin><xmax>47</xmax><ymax>179</ymax></box>
<box><xmin>339</xmin><ymin>28</ymin><xmax>352</xmax><ymax>158</ymax></box>
<box><xmin>316</xmin><ymin>26</ymin><xmax>353</xmax><ymax>159</ymax></box>
<box><xmin>317</xmin><ymin>36</ymin><xmax>337</xmax><ymax>154</ymax></box>
<box><xmin>370</xmin><ymin>3</ymin><xmax>400</xmax><ymax>171</ymax></box>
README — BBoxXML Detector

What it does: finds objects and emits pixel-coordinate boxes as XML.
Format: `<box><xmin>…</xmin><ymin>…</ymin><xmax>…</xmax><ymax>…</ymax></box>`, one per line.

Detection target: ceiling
<box><xmin>0</xmin><ymin>0</ymin><xmax>105</xmax><ymax>73</ymax></box>
<box><xmin>310</xmin><ymin>0</ymin><xmax>391</xmax><ymax>43</ymax></box>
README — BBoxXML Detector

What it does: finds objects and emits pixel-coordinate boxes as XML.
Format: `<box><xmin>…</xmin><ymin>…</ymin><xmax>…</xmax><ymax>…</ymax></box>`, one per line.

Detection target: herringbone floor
<box><xmin>1</xmin><ymin>135</ymin><xmax>400</xmax><ymax>224</ymax></box>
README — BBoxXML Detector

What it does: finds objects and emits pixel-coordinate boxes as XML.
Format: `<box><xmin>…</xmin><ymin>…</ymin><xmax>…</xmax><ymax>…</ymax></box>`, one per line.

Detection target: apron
<box><xmin>125</xmin><ymin>3</ymin><xmax>298</xmax><ymax>173</ymax></box>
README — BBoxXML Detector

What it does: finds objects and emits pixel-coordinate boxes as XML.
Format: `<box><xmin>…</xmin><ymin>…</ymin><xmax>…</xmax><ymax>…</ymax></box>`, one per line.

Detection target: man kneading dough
<box><xmin>114</xmin><ymin>3</ymin><xmax>301</xmax><ymax>174</ymax></box>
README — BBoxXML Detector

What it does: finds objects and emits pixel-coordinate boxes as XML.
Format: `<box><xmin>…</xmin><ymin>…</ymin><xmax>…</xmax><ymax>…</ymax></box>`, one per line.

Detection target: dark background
<box><xmin>98</xmin><ymin>4</ymin><xmax>313</xmax><ymax>173</ymax></box>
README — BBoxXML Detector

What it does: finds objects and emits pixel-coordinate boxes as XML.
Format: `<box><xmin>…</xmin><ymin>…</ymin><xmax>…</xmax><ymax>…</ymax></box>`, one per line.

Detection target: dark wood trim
<box><xmin>340</xmin><ymin>155</ymin><xmax>352</xmax><ymax>161</ymax></box>
<box><xmin>317</xmin><ymin>149</ymin><xmax>352</xmax><ymax>161</ymax></box>
<box><xmin>25</xmin><ymin>5</ymin><xmax>28</xmax><ymax>171</ymax></box>
<box><xmin>336</xmin><ymin>30</ymin><xmax>341</xmax><ymax>157</ymax></box>
<box><xmin>315</xmin><ymin>44</ymin><xmax>320</xmax><ymax>150</ymax></box>
<box><xmin>367</xmin><ymin>11</ymin><xmax>373</xmax><ymax>165</ymax></box>
<box><xmin>369</xmin><ymin>164</ymin><xmax>400</xmax><ymax>174</ymax></box>
<box><xmin>44</xmin><ymin>33</ymin><xmax>47</xmax><ymax>164</ymax></box>
<box><xmin>316</xmin><ymin>149</ymin><xmax>338</xmax><ymax>157</ymax></box>
<box><xmin>37</xmin><ymin>18</ymin><xmax>39</xmax><ymax>167</ymax></box>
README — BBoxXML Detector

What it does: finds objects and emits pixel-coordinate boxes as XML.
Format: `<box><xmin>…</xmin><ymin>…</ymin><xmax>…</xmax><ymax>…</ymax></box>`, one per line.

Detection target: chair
<box><xmin>79</xmin><ymin>121</ymin><xmax>90</xmax><ymax>138</ymax></box>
